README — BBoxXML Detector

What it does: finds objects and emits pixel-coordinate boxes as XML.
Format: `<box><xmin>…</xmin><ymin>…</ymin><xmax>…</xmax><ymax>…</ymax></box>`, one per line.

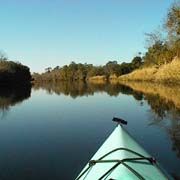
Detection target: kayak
<box><xmin>76</xmin><ymin>117</ymin><xmax>172</xmax><ymax>180</ymax></box>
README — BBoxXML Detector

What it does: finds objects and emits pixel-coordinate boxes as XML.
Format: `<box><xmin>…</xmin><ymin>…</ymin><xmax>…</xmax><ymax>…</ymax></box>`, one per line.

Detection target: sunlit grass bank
<box><xmin>118</xmin><ymin>58</ymin><xmax>180</xmax><ymax>84</ymax></box>
<box><xmin>155</xmin><ymin>57</ymin><xmax>180</xmax><ymax>83</ymax></box>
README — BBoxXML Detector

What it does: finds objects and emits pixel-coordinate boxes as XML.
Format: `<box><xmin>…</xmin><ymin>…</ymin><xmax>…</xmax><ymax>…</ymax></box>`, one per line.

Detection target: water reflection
<box><xmin>118</xmin><ymin>81</ymin><xmax>180</xmax><ymax>159</ymax></box>
<box><xmin>33</xmin><ymin>81</ymin><xmax>143</xmax><ymax>99</ymax></box>
<box><xmin>0</xmin><ymin>84</ymin><xmax>31</xmax><ymax>118</ymax></box>
<box><xmin>146</xmin><ymin>93</ymin><xmax>180</xmax><ymax>158</ymax></box>
<box><xmin>0</xmin><ymin>81</ymin><xmax>178</xmax><ymax>179</ymax></box>
<box><xmin>33</xmin><ymin>81</ymin><xmax>180</xmax><ymax>159</ymax></box>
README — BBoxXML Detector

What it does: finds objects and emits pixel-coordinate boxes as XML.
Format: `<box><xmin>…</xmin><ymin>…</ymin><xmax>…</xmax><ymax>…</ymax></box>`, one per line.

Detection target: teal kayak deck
<box><xmin>76</xmin><ymin>124</ymin><xmax>172</xmax><ymax>180</ymax></box>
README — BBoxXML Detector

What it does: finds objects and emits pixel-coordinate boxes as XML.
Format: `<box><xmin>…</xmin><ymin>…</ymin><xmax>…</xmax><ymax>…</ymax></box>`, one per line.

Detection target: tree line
<box><xmin>33</xmin><ymin>56</ymin><xmax>143</xmax><ymax>82</ymax></box>
<box><xmin>33</xmin><ymin>80</ymin><xmax>143</xmax><ymax>99</ymax></box>
<box><xmin>33</xmin><ymin>2</ymin><xmax>180</xmax><ymax>82</ymax></box>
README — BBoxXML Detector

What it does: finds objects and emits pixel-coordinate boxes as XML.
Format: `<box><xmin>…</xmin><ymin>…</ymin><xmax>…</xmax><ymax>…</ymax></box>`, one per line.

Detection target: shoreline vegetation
<box><xmin>0</xmin><ymin>2</ymin><xmax>179</xmax><ymax>85</ymax></box>
<box><xmin>33</xmin><ymin>2</ymin><xmax>180</xmax><ymax>85</ymax></box>
<box><xmin>118</xmin><ymin>57</ymin><xmax>180</xmax><ymax>84</ymax></box>
<box><xmin>88</xmin><ymin>57</ymin><xmax>180</xmax><ymax>84</ymax></box>
<box><xmin>118</xmin><ymin>58</ymin><xmax>180</xmax><ymax>84</ymax></box>
<box><xmin>0</xmin><ymin>55</ymin><xmax>31</xmax><ymax>85</ymax></box>
<box><xmin>32</xmin><ymin>56</ymin><xmax>143</xmax><ymax>83</ymax></box>
<box><xmin>32</xmin><ymin>80</ymin><xmax>180</xmax><ymax>158</ymax></box>
<box><xmin>33</xmin><ymin>56</ymin><xmax>180</xmax><ymax>85</ymax></box>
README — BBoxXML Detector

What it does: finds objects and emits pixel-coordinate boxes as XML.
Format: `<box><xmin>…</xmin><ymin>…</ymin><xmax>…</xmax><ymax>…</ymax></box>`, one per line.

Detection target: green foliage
<box><xmin>144</xmin><ymin>41</ymin><xmax>174</xmax><ymax>65</ymax></box>
<box><xmin>131</xmin><ymin>56</ymin><xmax>143</xmax><ymax>68</ymax></box>
<box><xmin>104</xmin><ymin>61</ymin><xmax>119</xmax><ymax>77</ymax></box>
<box><xmin>33</xmin><ymin>2</ymin><xmax>180</xmax><ymax>82</ymax></box>
<box><xmin>33</xmin><ymin>57</ymin><xmax>143</xmax><ymax>82</ymax></box>
<box><xmin>118</xmin><ymin>62</ymin><xmax>132</xmax><ymax>75</ymax></box>
<box><xmin>0</xmin><ymin>60</ymin><xmax>31</xmax><ymax>84</ymax></box>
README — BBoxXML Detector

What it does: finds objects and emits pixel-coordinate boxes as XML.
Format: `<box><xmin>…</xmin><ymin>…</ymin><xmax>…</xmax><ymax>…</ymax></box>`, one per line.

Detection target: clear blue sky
<box><xmin>0</xmin><ymin>0</ymin><xmax>173</xmax><ymax>72</ymax></box>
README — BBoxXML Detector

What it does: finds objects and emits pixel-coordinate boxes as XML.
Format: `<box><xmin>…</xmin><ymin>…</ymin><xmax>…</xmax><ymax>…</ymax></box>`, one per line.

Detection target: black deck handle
<box><xmin>112</xmin><ymin>117</ymin><xmax>128</xmax><ymax>125</ymax></box>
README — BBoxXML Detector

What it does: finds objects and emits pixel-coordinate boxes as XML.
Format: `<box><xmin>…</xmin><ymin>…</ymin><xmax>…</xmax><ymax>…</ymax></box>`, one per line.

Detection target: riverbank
<box><xmin>0</xmin><ymin>60</ymin><xmax>31</xmax><ymax>85</ymax></box>
<box><xmin>118</xmin><ymin>57</ymin><xmax>180</xmax><ymax>84</ymax></box>
<box><xmin>32</xmin><ymin>57</ymin><xmax>180</xmax><ymax>85</ymax></box>
<box><xmin>88</xmin><ymin>57</ymin><xmax>180</xmax><ymax>84</ymax></box>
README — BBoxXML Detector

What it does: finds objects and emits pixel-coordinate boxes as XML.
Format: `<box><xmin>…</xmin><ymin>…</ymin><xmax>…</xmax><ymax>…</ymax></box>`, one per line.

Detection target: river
<box><xmin>0</xmin><ymin>81</ymin><xmax>179</xmax><ymax>179</ymax></box>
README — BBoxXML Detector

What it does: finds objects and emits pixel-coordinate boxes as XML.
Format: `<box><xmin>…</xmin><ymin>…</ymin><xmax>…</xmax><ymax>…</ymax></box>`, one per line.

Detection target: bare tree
<box><xmin>0</xmin><ymin>51</ymin><xmax>7</xmax><ymax>61</ymax></box>
<box><xmin>45</xmin><ymin>67</ymin><xmax>52</xmax><ymax>73</ymax></box>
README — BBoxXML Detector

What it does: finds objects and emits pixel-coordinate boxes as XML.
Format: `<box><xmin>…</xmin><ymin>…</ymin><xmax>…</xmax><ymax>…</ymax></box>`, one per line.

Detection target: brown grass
<box><xmin>118</xmin><ymin>57</ymin><xmax>180</xmax><ymax>84</ymax></box>
<box><xmin>155</xmin><ymin>57</ymin><xmax>180</xmax><ymax>83</ymax></box>
<box><xmin>118</xmin><ymin>67</ymin><xmax>157</xmax><ymax>81</ymax></box>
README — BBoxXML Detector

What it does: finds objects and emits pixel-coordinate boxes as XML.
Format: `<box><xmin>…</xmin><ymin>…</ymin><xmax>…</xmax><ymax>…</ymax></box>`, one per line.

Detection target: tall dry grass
<box><xmin>118</xmin><ymin>67</ymin><xmax>157</xmax><ymax>81</ymax></box>
<box><xmin>118</xmin><ymin>57</ymin><xmax>180</xmax><ymax>84</ymax></box>
<box><xmin>155</xmin><ymin>57</ymin><xmax>180</xmax><ymax>83</ymax></box>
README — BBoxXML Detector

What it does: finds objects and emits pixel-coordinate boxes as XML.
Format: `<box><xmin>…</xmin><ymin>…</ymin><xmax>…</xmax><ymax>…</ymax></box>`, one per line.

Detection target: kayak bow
<box><xmin>76</xmin><ymin>117</ymin><xmax>172</xmax><ymax>180</ymax></box>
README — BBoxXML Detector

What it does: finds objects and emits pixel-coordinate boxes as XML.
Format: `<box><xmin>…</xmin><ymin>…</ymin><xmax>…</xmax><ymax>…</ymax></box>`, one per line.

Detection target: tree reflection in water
<box><xmin>33</xmin><ymin>81</ymin><xmax>144</xmax><ymax>99</ymax></box>
<box><xmin>118</xmin><ymin>81</ymin><xmax>180</xmax><ymax>160</ymax></box>
<box><xmin>0</xmin><ymin>84</ymin><xmax>31</xmax><ymax>119</ymax></box>
<box><xmin>33</xmin><ymin>81</ymin><xmax>180</xmax><ymax>159</ymax></box>
<box><xmin>146</xmin><ymin>94</ymin><xmax>180</xmax><ymax>159</ymax></box>
<box><xmin>33</xmin><ymin>81</ymin><xmax>180</xmax><ymax>160</ymax></box>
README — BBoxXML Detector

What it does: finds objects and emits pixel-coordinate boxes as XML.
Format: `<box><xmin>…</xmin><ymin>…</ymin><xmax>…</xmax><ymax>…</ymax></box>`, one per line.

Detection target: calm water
<box><xmin>0</xmin><ymin>82</ymin><xmax>180</xmax><ymax>179</ymax></box>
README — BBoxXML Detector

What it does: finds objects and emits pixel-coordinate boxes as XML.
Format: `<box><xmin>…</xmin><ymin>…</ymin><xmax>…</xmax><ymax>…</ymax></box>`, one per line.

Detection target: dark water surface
<box><xmin>0</xmin><ymin>81</ymin><xmax>180</xmax><ymax>179</ymax></box>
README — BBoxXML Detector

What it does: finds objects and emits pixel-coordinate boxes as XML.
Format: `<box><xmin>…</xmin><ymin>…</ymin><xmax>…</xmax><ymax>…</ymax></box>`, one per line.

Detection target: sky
<box><xmin>0</xmin><ymin>0</ymin><xmax>174</xmax><ymax>73</ymax></box>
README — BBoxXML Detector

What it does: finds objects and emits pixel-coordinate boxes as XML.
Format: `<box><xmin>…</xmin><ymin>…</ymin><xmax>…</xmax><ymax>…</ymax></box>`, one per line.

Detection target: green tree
<box><xmin>144</xmin><ymin>40</ymin><xmax>174</xmax><ymax>66</ymax></box>
<box><xmin>119</xmin><ymin>62</ymin><xmax>132</xmax><ymax>75</ymax></box>
<box><xmin>131</xmin><ymin>56</ymin><xmax>143</xmax><ymax>69</ymax></box>
<box><xmin>104</xmin><ymin>61</ymin><xmax>119</xmax><ymax>78</ymax></box>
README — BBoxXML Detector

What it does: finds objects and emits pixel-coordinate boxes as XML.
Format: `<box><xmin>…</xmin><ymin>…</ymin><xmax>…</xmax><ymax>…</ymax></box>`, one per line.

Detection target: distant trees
<box><xmin>104</xmin><ymin>61</ymin><xmax>119</xmax><ymax>78</ymax></box>
<box><xmin>33</xmin><ymin>57</ymin><xmax>143</xmax><ymax>82</ymax></box>
<box><xmin>33</xmin><ymin>2</ymin><xmax>180</xmax><ymax>82</ymax></box>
